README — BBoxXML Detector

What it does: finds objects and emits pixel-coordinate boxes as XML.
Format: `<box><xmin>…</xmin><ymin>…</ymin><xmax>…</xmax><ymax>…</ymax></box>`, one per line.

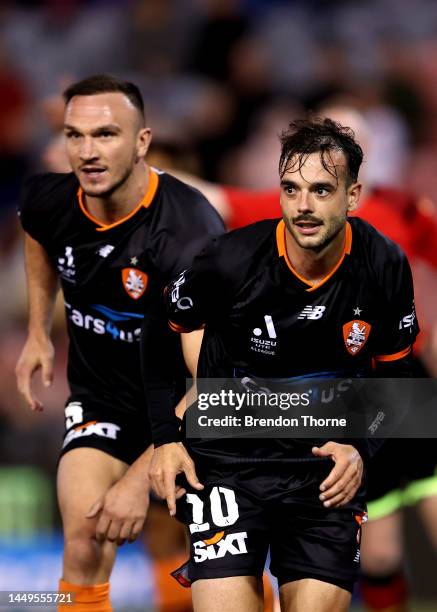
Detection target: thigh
<box><xmin>280</xmin><ymin>578</ymin><xmax>351</xmax><ymax>612</ymax></box>
<box><xmin>57</xmin><ymin>447</ymin><xmax>128</xmax><ymax>536</ymax></box>
<box><xmin>360</xmin><ymin>511</ymin><xmax>403</xmax><ymax>573</ymax></box>
<box><xmin>192</xmin><ymin>576</ymin><xmax>263</xmax><ymax>612</ymax></box>
<box><xmin>176</xmin><ymin>475</ymin><xmax>269</xmax><ymax>585</ymax></box>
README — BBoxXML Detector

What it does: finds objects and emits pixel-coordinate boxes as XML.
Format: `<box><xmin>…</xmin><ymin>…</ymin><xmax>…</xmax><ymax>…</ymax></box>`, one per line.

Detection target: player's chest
<box><xmin>226</xmin><ymin>274</ymin><xmax>382</xmax><ymax>363</ymax></box>
<box><xmin>49</xmin><ymin>233</ymin><xmax>159</xmax><ymax>305</ymax></box>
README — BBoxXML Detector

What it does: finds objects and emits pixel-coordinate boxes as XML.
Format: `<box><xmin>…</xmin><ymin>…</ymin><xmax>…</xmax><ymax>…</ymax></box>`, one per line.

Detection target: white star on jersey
<box><xmin>130</xmin><ymin>256</ymin><xmax>139</xmax><ymax>265</ymax></box>
<box><xmin>353</xmin><ymin>307</ymin><xmax>362</xmax><ymax>316</ymax></box>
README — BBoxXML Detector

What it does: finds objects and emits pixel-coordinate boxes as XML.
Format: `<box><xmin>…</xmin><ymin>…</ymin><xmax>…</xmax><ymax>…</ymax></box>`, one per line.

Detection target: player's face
<box><xmin>280</xmin><ymin>151</ymin><xmax>361</xmax><ymax>252</ymax></box>
<box><xmin>64</xmin><ymin>93</ymin><xmax>151</xmax><ymax>197</ymax></box>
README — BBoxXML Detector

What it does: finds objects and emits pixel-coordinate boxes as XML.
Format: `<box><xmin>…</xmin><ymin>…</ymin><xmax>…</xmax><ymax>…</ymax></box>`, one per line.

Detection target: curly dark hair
<box><xmin>279</xmin><ymin>117</ymin><xmax>363</xmax><ymax>185</ymax></box>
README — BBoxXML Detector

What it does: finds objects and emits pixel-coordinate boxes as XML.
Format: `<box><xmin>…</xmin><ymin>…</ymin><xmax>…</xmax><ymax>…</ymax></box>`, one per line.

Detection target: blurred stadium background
<box><xmin>0</xmin><ymin>0</ymin><xmax>437</xmax><ymax>610</ymax></box>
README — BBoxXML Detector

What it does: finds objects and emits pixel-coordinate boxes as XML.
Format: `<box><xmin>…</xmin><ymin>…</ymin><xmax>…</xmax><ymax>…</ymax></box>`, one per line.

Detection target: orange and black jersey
<box><xmin>18</xmin><ymin>168</ymin><xmax>224</xmax><ymax>421</ymax></box>
<box><xmin>165</xmin><ymin>217</ymin><xmax>419</xmax><ymax>462</ymax></box>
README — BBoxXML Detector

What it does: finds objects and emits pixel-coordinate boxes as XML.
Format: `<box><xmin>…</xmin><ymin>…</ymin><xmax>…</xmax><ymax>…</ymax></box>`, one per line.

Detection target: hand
<box><xmin>86</xmin><ymin>473</ymin><xmax>150</xmax><ymax>545</ymax></box>
<box><xmin>150</xmin><ymin>442</ymin><xmax>203</xmax><ymax>517</ymax></box>
<box><xmin>312</xmin><ymin>442</ymin><xmax>363</xmax><ymax>508</ymax></box>
<box><xmin>15</xmin><ymin>335</ymin><xmax>55</xmax><ymax>411</ymax></box>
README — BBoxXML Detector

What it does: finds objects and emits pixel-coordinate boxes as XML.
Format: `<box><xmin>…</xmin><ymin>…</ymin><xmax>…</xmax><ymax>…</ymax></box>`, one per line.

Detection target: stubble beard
<box><xmin>285</xmin><ymin>213</ymin><xmax>347</xmax><ymax>254</ymax></box>
<box><xmin>79</xmin><ymin>146</ymin><xmax>139</xmax><ymax>199</ymax></box>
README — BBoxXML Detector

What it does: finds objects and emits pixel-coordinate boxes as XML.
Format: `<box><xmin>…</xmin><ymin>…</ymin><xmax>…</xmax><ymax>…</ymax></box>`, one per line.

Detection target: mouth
<box><xmin>294</xmin><ymin>220</ymin><xmax>323</xmax><ymax>235</ymax></box>
<box><xmin>80</xmin><ymin>167</ymin><xmax>107</xmax><ymax>180</ymax></box>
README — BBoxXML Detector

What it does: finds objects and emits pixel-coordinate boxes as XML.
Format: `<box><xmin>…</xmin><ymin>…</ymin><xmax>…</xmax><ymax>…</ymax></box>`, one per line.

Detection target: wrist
<box><xmin>27</xmin><ymin>327</ymin><xmax>51</xmax><ymax>342</ymax></box>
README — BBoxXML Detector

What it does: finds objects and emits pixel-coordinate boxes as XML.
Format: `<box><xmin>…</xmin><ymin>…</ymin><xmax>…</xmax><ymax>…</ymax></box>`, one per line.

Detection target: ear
<box><xmin>136</xmin><ymin>127</ymin><xmax>152</xmax><ymax>159</ymax></box>
<box><xmin>347</xmin><ymin>182</ymin><xmax>362</xmax><ymax>212</ymax></box>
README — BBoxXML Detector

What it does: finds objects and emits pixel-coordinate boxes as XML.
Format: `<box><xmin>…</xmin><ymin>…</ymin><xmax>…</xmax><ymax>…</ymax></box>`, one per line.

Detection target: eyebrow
<box><xmin>63</xmin><ymin>123</ymin><xmax>121</xmax><ymax>134</ymax></box>
<box><xmin>280</xmin><ymin>179</ymin><xmax>336</xmax><ymax>190</ymax></box>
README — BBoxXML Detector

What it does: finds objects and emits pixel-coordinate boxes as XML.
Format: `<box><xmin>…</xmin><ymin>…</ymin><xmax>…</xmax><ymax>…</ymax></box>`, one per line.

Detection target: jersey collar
<box><xmin>77</xmin><ymin>167</ymin><xmax>159</xmax><ymax>232</ymax></box>
<box><xmin>276</xmin><ymin>219</ymin><xmax>352</xmax><ymax>292</ymax></box>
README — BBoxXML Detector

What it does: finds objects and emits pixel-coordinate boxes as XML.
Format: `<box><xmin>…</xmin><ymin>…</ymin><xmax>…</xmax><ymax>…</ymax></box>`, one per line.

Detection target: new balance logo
<box><xmin>98</xmin><ymin>244</ymin><xmax>114</xmax><ymax>258</ymax></box>
<box><xmin>298</xmin><ymin>305</ymin><xmax>326</xmax><ymax>320</ymax></box>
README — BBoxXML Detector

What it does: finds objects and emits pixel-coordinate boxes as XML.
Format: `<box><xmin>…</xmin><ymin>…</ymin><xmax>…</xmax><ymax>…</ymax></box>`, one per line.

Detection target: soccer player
<box><xmin>15</xmin><ymin>74</ymin><xmax>224</xmax><ymax>611</ymax></box>
<box><xmin>172</xmin><ymin>105</ymin><xmax>437</xmax><ymax>612</ymax></box>
<box><xmin>149</xmin><ymin>118</ymin><xmax>419</xmax><ymax>612</ymax></box>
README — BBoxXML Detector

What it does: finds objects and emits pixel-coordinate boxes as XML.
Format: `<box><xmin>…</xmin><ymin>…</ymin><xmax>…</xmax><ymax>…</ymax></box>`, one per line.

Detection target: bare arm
<box><xmin>15</xmin><ymin>233</ymin><xmax>59</xmax><ymax>411</ymax></box>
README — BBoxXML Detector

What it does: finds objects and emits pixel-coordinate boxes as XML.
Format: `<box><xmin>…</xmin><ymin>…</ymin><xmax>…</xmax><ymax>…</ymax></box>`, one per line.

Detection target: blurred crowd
<box><xmin>1</xmin><ymin>0</ymin><xmax>437</xmax><ymax>530</ymax></box>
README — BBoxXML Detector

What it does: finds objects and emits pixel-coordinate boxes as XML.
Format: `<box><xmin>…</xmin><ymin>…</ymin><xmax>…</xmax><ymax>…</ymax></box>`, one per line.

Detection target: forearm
<box><xmin>181</xmin><ymin>329</ymin><xmax>203</xmax><ymax>378</ymax></box>
<box><xmin>25</xmin><ymin>233</ymin><xmax>59</xmax><ymax>338</ymax></box>
<box><xmin>123</xmin><ymin>445</ymin><xmax>153</xmax><ymax>486</ymax></box>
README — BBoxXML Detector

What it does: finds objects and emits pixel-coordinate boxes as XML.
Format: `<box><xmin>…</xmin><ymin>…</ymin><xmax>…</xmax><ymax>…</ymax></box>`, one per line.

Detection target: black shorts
<box><xmin>60</xmin><ymin>395</ymin><xmax>151</xmax><ymax>465</ymax></box>
<box><xmin>174</xmin><ymin>460</ymin><xmax>367</xmax><ymax>592</ymax></box>
<box><xmin>366</xmin><ymin>439</ymin><xmax>437</xmax><ymax>520</ymax></box>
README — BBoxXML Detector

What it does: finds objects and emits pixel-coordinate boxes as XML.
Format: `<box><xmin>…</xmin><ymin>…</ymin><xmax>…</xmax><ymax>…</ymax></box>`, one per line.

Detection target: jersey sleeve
<box><xmin>373</xmin><ymin>250</ymin><xmax>419</xmax><ymax>364</ymax></box>
<box><xmin>18</xmin><ymin>174</ymin><xmax>49</xmax><ymax>244</ymax></box>
<box><xmin>18</xmin><ymin>172</ymin><xmax>76</xmax><ymax>247</ymax></box>
<box><xmin>150</xmin><ymin>182</ymin><xmax>225</xmax><ymax>282</ymax></box>
<box><xmin>166</xmin><ymin>237</ymin><xmax>230</xmax><ymax>333</ymax></box>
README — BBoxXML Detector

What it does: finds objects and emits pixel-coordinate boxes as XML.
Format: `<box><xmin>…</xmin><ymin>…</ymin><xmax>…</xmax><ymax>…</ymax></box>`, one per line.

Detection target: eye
<box><xmin>65</xmin><ymin>131</ymin><xmax>81</xmax><ymax>140</ymax></box>
<box><xmin>315</xmin><ymin>187</ymin><xmax>329</xmax><ymax>196</ymax></box>
<box><xmin>98</xmin><ymin>131</ymin><xmax>115</xmax><ymax>139</ymax></box>
<box><xmin>284</xmin><ymin>185</ymin><xmax>296</xmax><ymax>195</ymax></box>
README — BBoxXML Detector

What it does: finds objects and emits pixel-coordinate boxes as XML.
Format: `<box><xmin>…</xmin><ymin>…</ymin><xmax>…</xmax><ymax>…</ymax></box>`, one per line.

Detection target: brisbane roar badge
<box><xmin>122</xmin><ymin>268</ymin><xmax>148</xmax><ymax>300</ymax></box>
<box><xmin>343</xmin><ymin>320</ymin><xmax>372</xmax><ymax>355</ymax></box>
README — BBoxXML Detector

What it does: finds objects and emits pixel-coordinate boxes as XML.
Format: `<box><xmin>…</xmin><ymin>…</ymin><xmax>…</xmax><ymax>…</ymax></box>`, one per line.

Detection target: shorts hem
<box><xmin>271</xmin><ymin>564</ymin><xmax>358</xmax><ymax>593</ymax></box>
<box><xmin>189</xmin><ymin>568</ymin><xmax>263</xmax><ymax>584</ymax></box>
<box><xmin>59</xmin><ymin>439</ymin><xmax>143</xmax><ymax>465</ymax></box>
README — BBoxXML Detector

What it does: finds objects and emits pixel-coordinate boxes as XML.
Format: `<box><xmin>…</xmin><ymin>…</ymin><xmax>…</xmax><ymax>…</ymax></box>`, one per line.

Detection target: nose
<box><xmin>297</xmin><ymin>190</ymin><xmax>314</xmax><ymax>213</ymax></box>
<box><xmin>79</xmin><ymin>136</ymin><xmax>98</xmax><ymax>161</ymax></box>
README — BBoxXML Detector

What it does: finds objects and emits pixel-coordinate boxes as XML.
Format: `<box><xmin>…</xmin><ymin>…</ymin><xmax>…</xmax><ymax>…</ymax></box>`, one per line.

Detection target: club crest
<box><xmin>122</xmin><ymin>268</ymin><xmax>148</xmax><ymax>300</ymax></box>
<box><xmin>343</xmin><ymin>320</ymin><xmax>372</xmax><ymax>355</ymax></box>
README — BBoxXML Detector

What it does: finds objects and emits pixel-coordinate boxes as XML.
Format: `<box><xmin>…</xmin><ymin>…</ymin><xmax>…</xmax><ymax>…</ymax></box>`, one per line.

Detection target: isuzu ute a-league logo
<box><xmin>250</xmin><ymin>314</ymin><xmax>277</xmax><ymax>355</ymax></box>
<box><xmin>57</xmin><ymin>246</ymin><xmax>76</xmax><ymax>282</ymax></box>
<box><xmin>343</xmin><ymin>320</ymin><xmax>372</xmax><ymax>355</ymax></box>
<box><xmin>122</xmin><ymin>268</ymin><xmax>148</xmax><ymax>299</ymax></box>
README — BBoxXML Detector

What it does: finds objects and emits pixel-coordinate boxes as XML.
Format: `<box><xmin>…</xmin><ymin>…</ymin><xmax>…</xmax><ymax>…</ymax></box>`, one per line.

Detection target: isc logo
<box><xmin>399</xmin><ymin>313</ymin><xmax>415</xmax><ymax>330</ymax></box>
<box><xmin>193</xmin><ymin>531</ymin><xmax>248</xmax><ymax>563</ymax></box>
<box><xmin>298</xmin><ymin>305</ymin><xmax>326</xmax><ymax>320</ymax></box>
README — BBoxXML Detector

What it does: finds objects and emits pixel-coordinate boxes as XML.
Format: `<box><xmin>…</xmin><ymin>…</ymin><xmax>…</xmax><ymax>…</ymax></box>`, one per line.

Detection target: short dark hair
<box><xmin>279</xmin><ymin>117</ymin><xmax>363</xmax><ymax>185</ymax></box>
<box><xmin>63</xmin><ymin>74</ymin><xmax>145</xmax><ymax>122</ymax></box>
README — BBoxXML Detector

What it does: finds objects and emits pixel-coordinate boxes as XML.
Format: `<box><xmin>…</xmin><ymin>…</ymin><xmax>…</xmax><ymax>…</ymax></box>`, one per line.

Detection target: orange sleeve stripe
<box><xmin>168</xmin><ymin>321</ymin><xmax>193</xmax><ymax>333</ymax></box>
<box><xmin>374</xmin><ymin>345</ymin><xmax>412</xmax><ymax>362</ymax></box>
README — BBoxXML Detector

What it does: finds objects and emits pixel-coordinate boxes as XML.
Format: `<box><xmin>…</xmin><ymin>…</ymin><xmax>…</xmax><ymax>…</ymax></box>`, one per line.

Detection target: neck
<box><xmin>285</xmin><ymin>224</ymin><xmax>347</xmax><ymax>285</ymax></box>
<box><xmin>83</xmin><ymin>161</ymin><xmax>149</xmax><ymax>225</ymax></box>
